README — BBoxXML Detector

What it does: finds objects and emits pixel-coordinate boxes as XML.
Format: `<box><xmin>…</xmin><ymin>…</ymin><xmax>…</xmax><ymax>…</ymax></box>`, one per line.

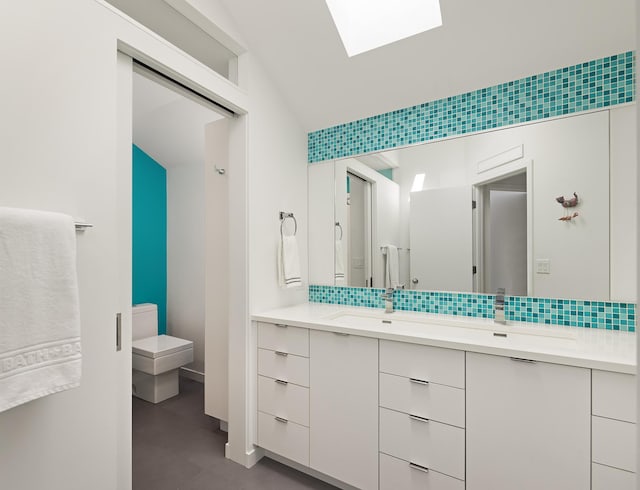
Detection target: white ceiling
<box><xmin>132</xmin><ymin>70</ymin><xmax>223</xmax><ymax>169</ymax></box>
<box><xmin>217</xmin><ymin>0</ymin><xmax>635</xmax><ymax>132</ymax></box>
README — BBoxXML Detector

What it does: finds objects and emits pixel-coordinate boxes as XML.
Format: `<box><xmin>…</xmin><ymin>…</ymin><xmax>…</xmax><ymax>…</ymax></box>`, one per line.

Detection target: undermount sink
<box><xmin>325</xmin><ymin>310</ymin><xmax>577</xmax><ymax>349</ymax></box>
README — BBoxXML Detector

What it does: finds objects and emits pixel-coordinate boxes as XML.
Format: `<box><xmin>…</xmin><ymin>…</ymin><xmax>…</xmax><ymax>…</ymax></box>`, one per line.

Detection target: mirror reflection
<box><xmin>309</xmin><ymin>106</ymin><xmax>637</xmax><ymax>302</ymax></box>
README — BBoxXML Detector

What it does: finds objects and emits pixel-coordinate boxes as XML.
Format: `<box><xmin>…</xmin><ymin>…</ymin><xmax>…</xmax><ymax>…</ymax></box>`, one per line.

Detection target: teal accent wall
<box><xmin>132</xmin><ymin>145</ymin><xmax>167</xmax><ymax>335</ymax></box>
<box><xmin>377</xmin><ymin>169</ymin><xmax>393</xmax><ymax>180</ymax></box>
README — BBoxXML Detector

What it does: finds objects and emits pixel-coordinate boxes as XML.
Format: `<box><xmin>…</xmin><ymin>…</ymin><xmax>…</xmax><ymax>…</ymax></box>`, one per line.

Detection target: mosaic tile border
<box><xmin>308</xmin><ymin>285</ymin><xmax>636</xmax><ymax>332</ymax></box>
<box><xmin>308</xmin><ymin>51</ymin><xmax>635</xmax><ymax>163</ymax></box>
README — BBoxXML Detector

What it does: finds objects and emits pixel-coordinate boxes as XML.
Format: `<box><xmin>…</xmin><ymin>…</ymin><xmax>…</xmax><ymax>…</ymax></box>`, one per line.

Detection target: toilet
<box><xmin>132</xmin><ymin>303</ymin><xmax>194</xmax><ymax>403</ymax></box>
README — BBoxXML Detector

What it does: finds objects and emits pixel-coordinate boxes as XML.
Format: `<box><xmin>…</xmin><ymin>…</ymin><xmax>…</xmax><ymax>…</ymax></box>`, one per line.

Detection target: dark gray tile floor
<box><xmin>133</xmin><ymin>378</ymin><xmax>337</xmax><ymax>490</ymax></box>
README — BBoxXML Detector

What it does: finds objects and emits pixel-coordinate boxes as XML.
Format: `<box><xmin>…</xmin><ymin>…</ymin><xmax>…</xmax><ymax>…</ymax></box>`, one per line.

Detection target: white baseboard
<box><xmin>179</xmin><ymin>366</ymin><xmax>204</xmax><ymax>383</ymax></box>
<box><xmin>225</xmin><ymin>443</ymin><xmax>264</xmax><ymax>469</ymax></box>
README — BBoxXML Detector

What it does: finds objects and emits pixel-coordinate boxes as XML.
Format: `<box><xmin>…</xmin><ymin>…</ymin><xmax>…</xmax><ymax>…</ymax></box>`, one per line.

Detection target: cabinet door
<box><xmin>466</xmin><ymin>352</ymin><xmax>590</xmax><ymax>490</ymax></box>
<box><xmin>310</xmin><ymin>331</ymin><xmax>378</xmax><ymax>490</ymax></box>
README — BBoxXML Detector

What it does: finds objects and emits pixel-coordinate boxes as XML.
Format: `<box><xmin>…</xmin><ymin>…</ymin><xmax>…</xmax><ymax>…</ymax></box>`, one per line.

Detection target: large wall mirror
<box><xmin>309</xmin><ymin>105</ymin><xmax>637</xmax><ymax>302</ymax></box>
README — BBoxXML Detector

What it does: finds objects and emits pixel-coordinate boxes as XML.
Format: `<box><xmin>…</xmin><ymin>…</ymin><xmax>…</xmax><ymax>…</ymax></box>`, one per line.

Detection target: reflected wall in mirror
<box><xmin>308</xmin><ymin>106</ymin><xmax>637</xmax><ymax>302</ymax></box>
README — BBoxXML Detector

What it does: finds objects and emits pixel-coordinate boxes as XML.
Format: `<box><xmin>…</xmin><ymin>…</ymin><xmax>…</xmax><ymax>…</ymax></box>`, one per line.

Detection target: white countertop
<box><xmin>253</xmin><ymin>303</ymin><xmax>637</xmax><ymax>374</ymax></box>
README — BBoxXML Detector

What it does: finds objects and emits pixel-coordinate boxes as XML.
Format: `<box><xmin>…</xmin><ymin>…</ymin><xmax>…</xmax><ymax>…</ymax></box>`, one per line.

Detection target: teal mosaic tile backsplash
<box><xmin>308</xmin><ymin>285</ymin><xmax>636</xmax><ymax>332</ymax></box>
<box><xmin>308</xmin><ymin>51</ymin><xmax>635</xmax><ymax>163</ymax></box>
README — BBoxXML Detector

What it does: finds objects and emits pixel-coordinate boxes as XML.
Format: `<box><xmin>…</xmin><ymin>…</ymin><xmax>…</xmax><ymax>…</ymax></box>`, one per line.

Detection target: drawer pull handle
<box><xmin>510</xmin><ymin>357</ymin><xmax>536</xmax><ymax>363</ymax></box>
<box><xmin>409</xmin><ymin>377</ymin><xmax>429</xmax><ymax>385</ymax></box>
<box><xmin>333</xmin><ymin>332</ymin><xmax>350</xmax><ymax>336</ymax></box>
<box><xmin>275</xmin><ymin>379</ymin><xmax>288</xmax><ymax>386</ymax></box>
<box><xmin>275</xmin><ymin>323</ymin><xmax>288</xmax><ymax>328</ymax></box>
<box><xmin>275</xmin><ymin>416</ymin><xmax>288</xmax><ymax>424</ymax></box>
<box><xmin>275</xmin><ymin>351</ymin><xmax>289</xmax><ymax>357</ymax></box>
<box><xmin>409</xmin><ymin>414</ymin><xmax>430</xmax><ymax>423</ymax></box>
<box><xmin>409</xmin><ymin>462</ymin><xmax>430</xmax><ymax>473</ymax></box>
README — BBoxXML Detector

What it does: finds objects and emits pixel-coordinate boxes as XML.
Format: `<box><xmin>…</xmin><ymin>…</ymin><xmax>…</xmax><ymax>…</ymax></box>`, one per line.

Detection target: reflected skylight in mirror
<box><xmin>325</xmin><ymin>0</ymin><xmax>442</xmax><ymax>57</ymax></box>
<box><xmin>410</xmin><ymin>173</ymin><xmax>425</xmax><ymax>192</ymax></box>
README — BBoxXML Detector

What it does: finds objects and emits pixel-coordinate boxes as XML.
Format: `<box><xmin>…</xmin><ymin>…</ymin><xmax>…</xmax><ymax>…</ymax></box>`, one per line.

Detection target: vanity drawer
<box><xmin>592</xmin><ymin>415</ymin><xmax>636</xmax><ymax>472</ymax></box>
<box><xmin>258</xmin><ymin>411</ymin><xmax>309</xmax><ymax>466</ymax></box>
<box><xmin>257</xmin><ymin>322</ymin><xmax>309</xmax><ymax>357</ymax></box>
<box><xmin>380</xmin><ymin>340</ymin><xmax>465</xmax><ymax>389</ymax></box>
<box><xmin>258</xmin><ymin>348</ymin><xmax>309</xmax><ymax>387</ymax></box>
<box><xmin>592</xmin><ymin>370</ymin><xmax>636</xmax><ymax>423</ymax></box>
<box><xmin>379</xmin><ymin>407</ymin><xmax>465</xmax><ymax>480</ymax></box>
<box><xmin>379</xmin><ymin>372</ymin><xmax>465</xmax><ymax>428</ymax></box>
<box><xmin>380</xmin><ymin>452</ymin><xmax>465</xmax><ymax>490</ymax></box>
<box><xmin>258</xmin><ymin>375</ymin><xmax>309</xmax><ymax>427</ymax></box>
<box><xmin>592</xmin><ymin>463</ymin><xmax>636</xmax><ymax>490</ymax></box>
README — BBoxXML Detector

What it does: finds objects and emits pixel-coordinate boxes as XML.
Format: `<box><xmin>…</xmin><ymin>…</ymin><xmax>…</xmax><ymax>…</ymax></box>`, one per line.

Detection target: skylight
<box><xmin>325</xmin><ymin>0</ymin><xmax>442</xmax><ymax>57</ymax></box>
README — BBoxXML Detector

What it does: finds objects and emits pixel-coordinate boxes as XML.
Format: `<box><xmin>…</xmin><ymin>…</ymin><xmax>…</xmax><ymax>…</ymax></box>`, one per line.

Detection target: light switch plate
<box><xmin>536</xmin><ymin>259</ymin><xmax>551</xmax><ymax>274</ymax></box>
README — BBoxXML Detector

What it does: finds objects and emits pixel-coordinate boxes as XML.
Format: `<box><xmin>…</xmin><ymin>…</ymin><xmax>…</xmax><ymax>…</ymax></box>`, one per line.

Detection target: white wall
<box><xmin>610</xmin><ymin>104</ymin><xmax>637</xmax><ymax>302</ymax></box>
<box><xmin>0</xmin><ymin>1</ymin><xmax>250</xmax><ymax>488</ymax></box>
<box><xmin>167</xmin><ymin>161</ymin><xmax>206</xmax><ymax>369</ymax></box>
<box><xmin>308</xmin><ymin>161</ymin><xmax>336</xmax><ymax>286</ymax></box>
<box><xmin>247</xmin><ymin>57</ymin><xmax>309</xmax><ymax>314</ymax></box>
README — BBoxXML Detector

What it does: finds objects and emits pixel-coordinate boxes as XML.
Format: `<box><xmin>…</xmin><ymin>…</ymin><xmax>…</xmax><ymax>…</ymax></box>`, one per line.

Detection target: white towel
<box><xmin>0</xmin><ymin>207</ymin><xmax>81</xmax><ymax>413</ymax></box>
<box><xmin>334</xmin><ymin>239</ymin><xmax>345</xmax><ymax>282</ymax></box>
<box><xmin>384</xmin><ymin>244</ymin><xmax>400</xmax><ymax>289</ymax></box>
<box><xmin>278</xmin><ymin>235</ymin><xmax>302</xmax><ymax>288</ymax></box>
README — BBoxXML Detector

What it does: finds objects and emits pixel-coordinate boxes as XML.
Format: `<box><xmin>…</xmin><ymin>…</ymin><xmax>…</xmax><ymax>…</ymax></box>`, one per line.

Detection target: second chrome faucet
<box><xmin>381</xmin><ymin>288</ymin><xmax>395</xmax><ymax>313</ymax></box>
<box><xmin>494</xmin><ymin>287</ymin><xmax>506</xmax><ymax>324</ymax></box>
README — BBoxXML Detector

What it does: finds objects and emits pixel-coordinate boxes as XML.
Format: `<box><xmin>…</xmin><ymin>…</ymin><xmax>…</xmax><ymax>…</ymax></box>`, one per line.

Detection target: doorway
<box><xmin>346</xmin><ymin>172</ymin><xmax>373</xmax><ymax>287</ymax></box>
<box><xmin>124</xmin><ymin>55</ymin><xmax>234</xmax><ymax>485</ymax></box>
<box><xmin>474</xmin><ymin>170</ymin><xmax>529</xmax><ymax>296</ymax></box>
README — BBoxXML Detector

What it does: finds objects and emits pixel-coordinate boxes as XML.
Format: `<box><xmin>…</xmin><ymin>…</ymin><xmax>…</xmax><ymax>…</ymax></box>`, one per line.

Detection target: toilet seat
<box><xmin>133</xmin><ymin>334</ymin><xmax>193</xmax><ymax>358</ymax></box>
<box><xmin>132</xmin><ymin>334</ymin><xmax>193</xmax><ymax>376</ymax></box>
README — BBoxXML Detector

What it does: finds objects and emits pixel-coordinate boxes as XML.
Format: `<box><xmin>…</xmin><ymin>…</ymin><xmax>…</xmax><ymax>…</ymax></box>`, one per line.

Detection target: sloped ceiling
<box><xmin>217</xmin><ymin>0</ymin><xmax>635</xmax><ymax>132</ymax></box>
<box><xmin>132</xmin><ymin>71</ymin><xmax>223</xmax><ymax>168</ymax></box>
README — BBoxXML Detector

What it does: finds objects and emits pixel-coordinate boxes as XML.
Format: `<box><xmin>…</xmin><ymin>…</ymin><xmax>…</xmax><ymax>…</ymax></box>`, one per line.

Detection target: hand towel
<box><xmin>334</xmin><ymin>239</ymin><xmax>345</xmax><ymax>282</ymax></box>
<box><xmin>0</xmin><ymin>207</ymin><xmax>81</xmax><ymax>413</ymax></box>
<box><xmin>278</xmin><ymin>235</ymin><xmax>302</xmax><ymax>288</ymax></box>
<box><xmin>384</xmin><ymin>244</ymin><xmax>400</xmax><ymax>289</ymax></box>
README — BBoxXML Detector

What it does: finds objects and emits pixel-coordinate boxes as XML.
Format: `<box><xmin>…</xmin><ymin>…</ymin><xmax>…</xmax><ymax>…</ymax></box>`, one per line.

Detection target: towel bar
<box><xmin>74</xmin><ymin>222</ymin><xmax>93</xmax><ymax>231</ymax></box>
<box><xmin>279</xmin><ymin>212</ymin><xmax>297</xmax><ymax>237</ymax></box>
<box><xmin>380</xmin><ymin>246</ymin><xmax>409</xmax><ymax>254</ymax></box>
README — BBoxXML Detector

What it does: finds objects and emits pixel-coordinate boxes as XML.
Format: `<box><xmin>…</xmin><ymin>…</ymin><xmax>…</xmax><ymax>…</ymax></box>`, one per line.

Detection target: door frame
<box><xmin>472</xmin><ymin>159</ymin><xmax>533</xmax><ymax>296</ymax></box>
<box><xmin>115</xmin><ymin>42</ymin><xmax>251</xmax><ymax>483</ymax></box>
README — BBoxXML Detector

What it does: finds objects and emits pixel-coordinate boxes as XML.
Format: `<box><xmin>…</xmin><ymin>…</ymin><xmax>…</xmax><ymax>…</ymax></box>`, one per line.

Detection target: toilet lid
<box><xmin>132</xmin><ymin>334</ymin><xmax>193</xmax><ymax>359</ymax></box>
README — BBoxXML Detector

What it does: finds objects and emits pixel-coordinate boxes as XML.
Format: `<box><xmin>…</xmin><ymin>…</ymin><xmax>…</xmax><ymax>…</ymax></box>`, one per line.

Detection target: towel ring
<box><xmin>279</xmin><ymin>212</ymin><xmax>297</xmax><ymax>237</ymax></box>
<box><xmin>335</xmin><ymin>222</ymin><xmax>343</xmax><ymax>240</ymax></box>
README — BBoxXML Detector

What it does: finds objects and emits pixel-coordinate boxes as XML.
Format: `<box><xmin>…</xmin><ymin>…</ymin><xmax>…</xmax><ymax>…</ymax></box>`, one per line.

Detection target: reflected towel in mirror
<box><xmin>335</xmin><ymin>239</ymin><xmax>345</xmax><ymax>282</ymax></box>
<box><xmin>383</xmin><ymin>244</ymin><xmax>400</xmax><ymax>288</ymax></box>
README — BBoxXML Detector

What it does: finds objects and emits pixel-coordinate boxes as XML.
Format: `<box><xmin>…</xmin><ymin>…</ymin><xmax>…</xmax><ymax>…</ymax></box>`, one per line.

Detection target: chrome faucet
<box><xmin>381</xmin><ymin>287</ymin><xmax>395</xmax><ymax>313</ymax></box>
<box><xmin>494</xmin><ymin>287</ymin><xmax>506</xmax><ymax>324</ymax></box>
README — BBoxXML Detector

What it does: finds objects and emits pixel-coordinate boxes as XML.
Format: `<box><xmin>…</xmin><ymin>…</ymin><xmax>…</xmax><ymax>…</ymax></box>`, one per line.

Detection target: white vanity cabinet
<box><xmin>309</xmin><ymin>330</ymin><xmax>379</xmax><ymax>490</ymax></box>
<box><xmin>591</xmin><ymin>370</ymin><xmax>637</xmax><ymax>490</ymax></box>
<box><xmin>379</xmin><ymin>340</ymin><xmax>466</xmax><ymax>489</ymax></box>
<box><xmin>256</xmin><ymin>322</ymin><xmax>310</xmax><ymax>466</ymax></box>
<box><xmin>254</xmin><ymin>312</ymin><xmax>635</xmax><ymax>490</ymax></box>
<box><xmin>466</xmin><ymin>352</ymin><xmax>591</xmax><ymax>490</ymax></box>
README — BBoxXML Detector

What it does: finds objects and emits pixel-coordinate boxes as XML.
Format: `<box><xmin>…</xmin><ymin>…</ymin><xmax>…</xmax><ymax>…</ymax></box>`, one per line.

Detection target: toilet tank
<box><xmin>132</xmin><ymin>303</ymin><xmax>158</xmax><ymax>340</ymax></box>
